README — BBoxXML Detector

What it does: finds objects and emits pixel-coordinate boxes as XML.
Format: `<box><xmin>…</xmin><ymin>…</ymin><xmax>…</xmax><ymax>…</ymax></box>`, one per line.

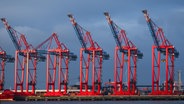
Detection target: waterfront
<box><xmin>1</xmin><ymin>101</ymin><xmax>184</xmax><ymax>104</ymax></box>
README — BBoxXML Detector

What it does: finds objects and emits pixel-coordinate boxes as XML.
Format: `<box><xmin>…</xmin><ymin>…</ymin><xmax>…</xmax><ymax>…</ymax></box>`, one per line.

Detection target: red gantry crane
<box><xmin>1</xmin><ymin>18</ymin><xmax>45</xmax><ymax>96</ymax></box>
<box><xmin>104</xmin><ymin>12</ymin><xmax>143</xmax><ymax>95</ymax></box>
<box><xmin>142</xmin><ymin>10</ymin><xmax>179</xmax><ymax>95</ymax></box>
<box><xmin>36</xmin><ymin>33</ymin><xmax>77</xmax><ymax>96</ymax></box>
<box><xmin>68</xmin><ymin>14</ymin><xmax>109</xmax><ymax>95</ymax></box>
<box><xmin>0</xmin><ymin>47</ymin><xmax>14</xmax><ymax>90</ymax></box>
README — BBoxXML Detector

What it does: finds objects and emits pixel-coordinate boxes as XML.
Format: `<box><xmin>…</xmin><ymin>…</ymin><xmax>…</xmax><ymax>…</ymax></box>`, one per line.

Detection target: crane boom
<box><xmin>1</xmin><ymin>18</ymin><xmax>46</xmax><ymax>60</ymax></box>
<box><xmin>142</xmin><ymin>10</ymin><xmax>179</xmax><ymax>58</ymax></box>
<box><xmin>1</xmin><ymin>18</ymin><xmax>33</xmax><ymax>51</ymax></box>
<box><xmin>142</xmin><ymin>10</ymin><xmax>160</xmax><ymax>50</ymax></box>
<box><xmin>104</xmin><ymin>12</ymin><xmax>124</xmax><ymax>52</ymax></box>
<box><xmin>68</xmin><ymin>14</ymin><xmax>89</xmax><ymax>51</ymax></box>
<box><xmin>104</xmin><ymin>12</ymin><xmax>143</xmax><ymax>59</ymax></box>
<box><xmin>68</xmin><ymin>14</ymin><xmax>109</xmax><ymax>60</ymax></box>
<box><xmin>1</xmin><ymin>18</ymin><xmax>21</xmax><ymax>51</ymax></box>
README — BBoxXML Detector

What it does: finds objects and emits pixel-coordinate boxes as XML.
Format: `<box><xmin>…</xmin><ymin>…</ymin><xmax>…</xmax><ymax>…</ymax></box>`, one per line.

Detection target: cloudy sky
<box><xmin>0</xmin><ymin>0</ymin><xmax>184</xmax><ymax>89</ymax></box>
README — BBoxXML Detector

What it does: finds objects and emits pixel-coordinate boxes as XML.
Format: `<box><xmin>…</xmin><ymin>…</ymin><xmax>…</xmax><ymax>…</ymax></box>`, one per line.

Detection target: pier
<box><xmin>12</xmin><ymin>95</ymin><xmax>184</xmax><ymax>101</ymax></box>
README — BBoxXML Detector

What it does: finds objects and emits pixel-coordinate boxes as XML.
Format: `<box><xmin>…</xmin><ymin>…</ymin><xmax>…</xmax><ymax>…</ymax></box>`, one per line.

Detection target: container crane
<box><xmin>36</xmin><ymin>33</ymin><xmax>77</xmax><ymax>96</ymax></box>
<box><xmin>0</xmin><ymin>47</ymin><xmax>14</xmax><ymax>90</ymax></box>
<box><xmin>68</xmin><ymin>14</ymin><xmax>109</xmax><ymax>95</ymax></box>
<box><xmin>1</xmin><ymin>18</ymin><xmax>45</xmax><ymax>96</ymax></box>
<box><xmin>104</xmin><ymin>12</ymin><xmax>143</xmax><ymax>95</ymax></box>
<box><xmin>142</xmin><ymin>10</ymin><xmax>179</xmax><ymax>95</ymax></box>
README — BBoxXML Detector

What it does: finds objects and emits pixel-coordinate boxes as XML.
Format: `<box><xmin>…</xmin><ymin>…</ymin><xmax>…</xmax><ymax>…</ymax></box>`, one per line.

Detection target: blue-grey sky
<box><xmin>0</xmin><ymin>0</ymin><xmax>184</xmax><ymax>90</ymax></box>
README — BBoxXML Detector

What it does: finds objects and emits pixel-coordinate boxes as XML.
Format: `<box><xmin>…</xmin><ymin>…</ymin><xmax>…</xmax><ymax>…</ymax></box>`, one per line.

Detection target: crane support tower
<box><xmin>0</xmin><ymin>47</ymin><xmax>14</xmax><ymax>90</ymax></box>
<box><xmin>1</xmin><ymin>18</ymin><xmax>45</xmax><ymax>96</ymax></box>
<box><xmin>68</xmin><ymin>14</ymin><xmax>109</xmax><ymax>95</ymax></box>
<box><xmin>142</xmin><ymin>10</ymin><xmax>179</xmax><ymax>95</ymax></box>
<box><xmin>104</xmin><ymin>12</ymin><xmax>143</xmax><ymax>95</ymax></box>
<box><xmin>36</xmin><ymin>33</ymin><xmax>77</xmax><ymax>96</ymax></box>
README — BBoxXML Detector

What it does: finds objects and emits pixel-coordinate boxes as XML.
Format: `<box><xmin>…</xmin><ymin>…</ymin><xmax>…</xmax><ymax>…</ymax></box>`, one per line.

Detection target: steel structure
<box><xmin>142</xmin><ymin>10</ymin><xmax>179</xmax><ymax>95</ymax></box>
<box><xmin>0</xmin><ymin>47</ymin><xmax>14</xmax><ymax>90</ymax></box>
<box><xmin>36</xmin><ymin>33</ymin><xmax>77</xmax><ymax>96</ymax></box>
<box><xmin>68</xmin><ymin>14</ymin><xmax>109</xmax><ymax>95</ymax></box>
<box><xmin>1</xmin><ymin>18</ymin><xmax>45</xmax><ymax>96</ymax></box>
<box><xmin>104</xmin><ymin>12</ymin><xmax>143</xmax><ymax>95</ymax></box>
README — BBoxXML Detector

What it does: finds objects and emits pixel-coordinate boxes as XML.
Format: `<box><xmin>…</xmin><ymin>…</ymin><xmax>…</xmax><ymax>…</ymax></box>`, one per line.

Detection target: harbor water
<box><xmin>1</xmin><ymin>101</ymin><xmax>184</xmax><ymax>104</ymax></box>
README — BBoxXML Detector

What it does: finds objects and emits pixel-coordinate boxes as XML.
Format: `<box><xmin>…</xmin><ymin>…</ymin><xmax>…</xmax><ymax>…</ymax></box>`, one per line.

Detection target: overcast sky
<box><xmin>0</xmin><ymin>0</ymin><xmax>184</xmax><ymax>90</ymax></box>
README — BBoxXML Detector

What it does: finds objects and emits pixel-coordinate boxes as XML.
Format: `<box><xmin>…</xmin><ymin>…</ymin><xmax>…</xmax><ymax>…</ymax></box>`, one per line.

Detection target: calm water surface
<box><xmin>1</xmin><ymin>101</ymin><xmax>184</xmax><ymax>104</ymax></box>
